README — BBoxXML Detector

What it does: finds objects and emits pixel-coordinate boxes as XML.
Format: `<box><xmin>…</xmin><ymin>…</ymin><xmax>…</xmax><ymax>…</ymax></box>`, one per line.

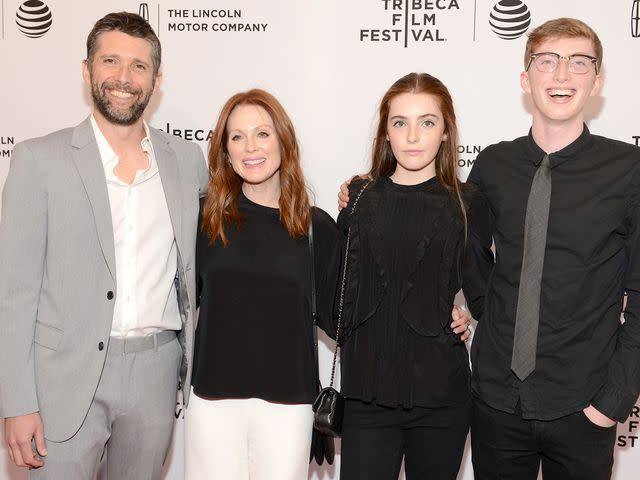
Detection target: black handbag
<box><xmin>312</xmin><ymin>385</ymin><xmax>344</xmax><ymax>436</ymax></box>
<box><xmin>311</xmin><ymin>180</ymin><xmax>371</xmax><ymax>440</ymax></box>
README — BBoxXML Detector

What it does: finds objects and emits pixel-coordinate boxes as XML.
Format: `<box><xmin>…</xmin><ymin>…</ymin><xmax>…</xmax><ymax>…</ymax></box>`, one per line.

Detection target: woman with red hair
<box><xmin>185</xmin><ymin>89</ymin><xmax>341</xmax><ymax>479</ymax></box>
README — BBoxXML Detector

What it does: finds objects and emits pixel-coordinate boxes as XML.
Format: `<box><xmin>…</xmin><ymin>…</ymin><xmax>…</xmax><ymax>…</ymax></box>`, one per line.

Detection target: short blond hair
<box><xmin>524</xmin><ymin>18</ymin><xmax>603</xmax><ymax>72</ymax></box>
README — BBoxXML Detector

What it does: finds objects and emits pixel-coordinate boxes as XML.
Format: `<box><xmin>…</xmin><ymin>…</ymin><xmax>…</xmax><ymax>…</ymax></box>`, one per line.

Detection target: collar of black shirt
<box><xmin>525</xmin><ymin>123</ymin><xmax>594</xmax><ymax>168</ymax></box>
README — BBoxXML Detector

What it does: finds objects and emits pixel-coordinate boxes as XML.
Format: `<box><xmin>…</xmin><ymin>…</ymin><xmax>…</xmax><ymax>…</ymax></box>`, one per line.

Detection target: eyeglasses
<box><xmin>527</xmin><ymin>52</ymin><xmax>599</xmax><ymax>75</ymax></box>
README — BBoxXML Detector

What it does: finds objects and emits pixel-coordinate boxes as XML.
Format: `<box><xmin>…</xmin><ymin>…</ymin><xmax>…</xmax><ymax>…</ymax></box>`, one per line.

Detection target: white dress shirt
<box><xmin>90</xmin><ymin>116</ymin><xmax>181</xmax><ymax>337</ymax></box>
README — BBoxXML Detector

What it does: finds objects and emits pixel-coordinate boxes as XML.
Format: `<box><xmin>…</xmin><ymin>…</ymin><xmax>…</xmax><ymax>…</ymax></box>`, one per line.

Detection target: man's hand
<box><xmin>5</xmin><ymin>412</ymin><xmax>47</xmax><ymax>468</ymax></box>
<box><xmin>451</xmin><ymin>305</ymin><xmax>473</xmax><ymax>342</ymax></box>
<box><xmin>338</xmin><ymin>180</ymin><xmax>351</xmax><ymax>210</ymax></box>
<box><xmin>583</xmin><ymin>405</ymin><xmax>617</xmax><ymax>428</ymax></box>
<box><xmin>338</xmin><ymin>175</ymin><xmax>374</xmax><ymax>210</ymax></box>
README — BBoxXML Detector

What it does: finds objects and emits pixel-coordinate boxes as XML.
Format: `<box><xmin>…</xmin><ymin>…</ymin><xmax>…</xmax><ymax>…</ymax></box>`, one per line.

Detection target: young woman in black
<box><xmin>336</xmin><ymin>73</ymin><xmax>488</xmax><ymax>479</ymax></box>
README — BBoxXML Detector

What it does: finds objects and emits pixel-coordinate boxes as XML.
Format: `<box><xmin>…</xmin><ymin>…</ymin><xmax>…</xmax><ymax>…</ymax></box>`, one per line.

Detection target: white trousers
<box><xmin>184</xmin><ymin>390</ymin><xmax>313</xmax><ymax>480</ymax></box>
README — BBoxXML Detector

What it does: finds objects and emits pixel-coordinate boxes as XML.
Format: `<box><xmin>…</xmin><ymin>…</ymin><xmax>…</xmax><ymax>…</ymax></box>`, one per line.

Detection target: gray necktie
<box><xmin>511</xmin><ymin>154</ymin><xmax>552</xmax><ymax>381</ymax></box>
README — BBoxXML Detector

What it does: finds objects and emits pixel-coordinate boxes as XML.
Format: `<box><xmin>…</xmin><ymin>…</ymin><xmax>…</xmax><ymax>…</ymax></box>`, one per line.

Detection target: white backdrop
<box><xmin>1</xmin><ymin>0</ymin><xmax>640</xmax><ymax>478</ymax></box>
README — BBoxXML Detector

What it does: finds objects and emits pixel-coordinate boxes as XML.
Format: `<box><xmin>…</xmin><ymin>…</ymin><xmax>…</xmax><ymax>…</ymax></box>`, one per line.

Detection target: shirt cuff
<box><xmin>591</xmin><ymin>382</ymin><xmax>638</xmax><ymax>423</ymax></box>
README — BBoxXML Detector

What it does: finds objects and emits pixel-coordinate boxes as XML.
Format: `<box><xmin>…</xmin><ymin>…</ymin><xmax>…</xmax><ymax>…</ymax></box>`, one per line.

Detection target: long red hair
<box><xmin>201</xmin><ymin>89</ymin><xmax>310</xmax><ymax>245</ymax></box>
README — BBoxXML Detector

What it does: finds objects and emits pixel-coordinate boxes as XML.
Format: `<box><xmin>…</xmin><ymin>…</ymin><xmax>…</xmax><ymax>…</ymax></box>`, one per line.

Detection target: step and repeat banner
<box><xmin>1</xmin><ymin>0</ymin><xmax>640</xmax><ymax>478</ymax></box>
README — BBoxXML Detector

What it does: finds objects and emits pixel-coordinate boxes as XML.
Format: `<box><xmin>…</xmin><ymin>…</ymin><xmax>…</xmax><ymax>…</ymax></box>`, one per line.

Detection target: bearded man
<box><xmin>0</xmin><ymin>11</ymin><xmax>207</xmax><ymax>479</ymax></box>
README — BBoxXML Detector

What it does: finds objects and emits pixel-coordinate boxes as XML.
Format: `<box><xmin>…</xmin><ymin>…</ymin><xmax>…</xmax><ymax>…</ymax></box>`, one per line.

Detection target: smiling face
<box><xmin>521</xmin><ymin>36</ymin><xmax>601</xmax><ymax>130</ymax></box>
<box><xmin>226</xmin><ymin>104</ymin><xmax>282</xmax><ymax>193</ymax></box>
<box><xmin>83</xmin><ymin>30</ymin><xmax>160</xmax><ymax>126</ymax></box>
<box><xmin>386</xmin><ymin>92</ymin><xmax>447</xmax><ymax>184</ymax></box>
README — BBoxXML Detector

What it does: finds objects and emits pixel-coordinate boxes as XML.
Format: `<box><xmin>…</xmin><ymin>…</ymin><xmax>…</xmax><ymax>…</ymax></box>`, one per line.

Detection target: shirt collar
<box><xmin>89</xmin><ymin>114</ymin><xmax>155</xmax><ymax>172</ymax></box>
<box><xmin>525</xmin><ymin>123</ymin><xmax>594</xmax><ymax>168</ymax></box>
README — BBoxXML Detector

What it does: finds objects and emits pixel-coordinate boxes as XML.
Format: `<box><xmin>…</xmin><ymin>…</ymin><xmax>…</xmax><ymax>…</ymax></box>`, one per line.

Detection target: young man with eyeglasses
<box><xmin>465</xmin><ymin>17</ymin><xmax>640</xmax><ymax>479</ymax></box>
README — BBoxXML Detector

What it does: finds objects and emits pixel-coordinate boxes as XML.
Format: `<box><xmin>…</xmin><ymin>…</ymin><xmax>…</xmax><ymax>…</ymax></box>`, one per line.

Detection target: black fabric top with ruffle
<box><xmin>336</xmin><ymin>176</ymin><xmax>481</xmax><ymax>408</ymax></box>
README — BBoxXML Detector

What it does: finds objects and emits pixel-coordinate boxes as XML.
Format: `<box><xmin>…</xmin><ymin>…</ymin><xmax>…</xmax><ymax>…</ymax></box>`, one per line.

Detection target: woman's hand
<box><xmin>451</xmin><ymin>305</ymin><xmax>473</xmax><ymax>342</ymax></box>
<box><xmin>338</xmin><ymin>175</ymin><xmax>372</xmax><ymax>210</ymax></box>
<box><xmin>338</xmin><ymin>180</ymin><xmax>350</xmax><ymax>210</ymax></box>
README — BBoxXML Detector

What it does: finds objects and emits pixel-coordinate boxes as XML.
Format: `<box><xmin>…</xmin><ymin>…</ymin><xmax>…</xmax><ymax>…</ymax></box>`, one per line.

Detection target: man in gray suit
<box><xmin>0</xmin><ymin>12</ymin><xmax>207</xmax><ymax>478</ymax></box>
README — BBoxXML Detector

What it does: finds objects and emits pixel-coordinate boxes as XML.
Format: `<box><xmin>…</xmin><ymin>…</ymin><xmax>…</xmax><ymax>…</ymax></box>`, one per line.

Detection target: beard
<box><xmin>91</xmin><ymin>79</ymin><xmax>154</xmax><ymax>126</ymax></box>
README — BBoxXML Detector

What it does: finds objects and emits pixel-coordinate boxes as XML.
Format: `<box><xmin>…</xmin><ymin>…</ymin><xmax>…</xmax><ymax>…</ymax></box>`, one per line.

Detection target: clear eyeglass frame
<box><xmin>527</xmin><ymin>52</ymin><xmax>599</xmax><ymax>75</ymax></box>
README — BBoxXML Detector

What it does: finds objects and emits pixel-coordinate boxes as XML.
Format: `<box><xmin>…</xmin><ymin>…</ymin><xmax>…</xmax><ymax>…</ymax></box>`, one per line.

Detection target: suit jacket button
<box><xmin>98</xmin><ymin>341</ymin><xmax>104</xmax><ymax>351</ymax></box>
<box><xmin>107</xmin><ymin>291</ymin><xmax>114</xmax><ymax>300</ymax></box>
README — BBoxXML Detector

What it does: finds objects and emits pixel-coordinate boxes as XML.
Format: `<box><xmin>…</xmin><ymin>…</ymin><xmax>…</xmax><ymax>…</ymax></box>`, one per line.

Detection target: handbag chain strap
<box><xmin>329</xmin><ymin>179</ymin><xmax>372</xmax><ymax>388</ymax></box>
<box><xmin>309</xmin><ymin>213</ymin><xmax>320</xmax><ymax>392</ymax></box>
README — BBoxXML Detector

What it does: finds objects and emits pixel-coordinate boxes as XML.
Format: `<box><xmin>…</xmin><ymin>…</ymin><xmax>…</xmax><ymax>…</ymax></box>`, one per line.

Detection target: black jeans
<box><xmin>471</xmin><ymin>397</ymin><xmax>616</xmax><ymax>480</ymax></box>
<box><xmin>340</xmin><ymin>399</ymin><xmax>470</xmax><ymax>480</ymax></box>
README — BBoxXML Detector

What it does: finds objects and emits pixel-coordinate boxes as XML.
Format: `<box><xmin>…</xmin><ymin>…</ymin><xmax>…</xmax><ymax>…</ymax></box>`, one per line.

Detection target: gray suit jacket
<box><xmin>0</xmin><ymin>118</ymin><xmax>208</xmax><ymax>441</ymax></box>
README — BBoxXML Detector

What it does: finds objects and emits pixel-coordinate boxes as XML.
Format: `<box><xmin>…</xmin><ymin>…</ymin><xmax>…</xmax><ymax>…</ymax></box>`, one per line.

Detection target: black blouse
<box><xmin>336</xmin><ymin>177</ymin><xmax>485</xmax><ymax>408</ymax></box>
<box><xmin>192</xmin><ymin>193</ymin><xmax>341</xmax><ymax>404</ymax></box>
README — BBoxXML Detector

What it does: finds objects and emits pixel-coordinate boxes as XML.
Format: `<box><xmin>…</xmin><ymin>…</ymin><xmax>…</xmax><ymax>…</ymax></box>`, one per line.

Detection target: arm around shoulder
<box><xmin>336</xmin><ymin>177</ymin><xmax>370</xmax><ymax>233</ymax></box>
<box><xmin>461</xmin><ymin>178</ymin><xmax>494</xmax><ymax>322</ymax></box>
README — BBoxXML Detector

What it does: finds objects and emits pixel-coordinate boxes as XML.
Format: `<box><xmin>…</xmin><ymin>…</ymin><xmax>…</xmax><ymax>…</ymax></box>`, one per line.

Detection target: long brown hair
<box><xmin>369</xmin><ymin>72</ymin><xmax>467</xmax><ymax>241</ymax></box>
<box><xmin>202</xmin><ymin>89</ymin><xmax>310</xmax><ymax>245</ymax></box>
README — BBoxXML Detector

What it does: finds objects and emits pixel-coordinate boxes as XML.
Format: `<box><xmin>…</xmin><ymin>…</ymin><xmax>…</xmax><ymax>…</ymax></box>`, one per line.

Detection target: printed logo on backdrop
<box><xmin>633</xmin><ymin>136</ymin><xmax>640</xmax><ymax>146</ymax></box>
<box><xmin>1</xmin><ymin>136</ymin><xmax>15</xmax><ymax>159</ymax></box>
<box><xmin>164</xmin><ymin>123</ymin><xmax>212</xmax><ymax>142</ymax></box>
<box><xmin>139</xmin><ymin>3</ymin><xmax>150</xmax><ymax>21</ymax></box>
<box><xmin>632</xmin><ymin>0</ymin><xmax>640</xmax><ymax>38</ymax></box>
<box><xmin>134</xmin><ymin>2</ymin><xmax>268</xmax><ymax>34</ymax></box>
<box><xmin>457</xmin><ymin>144</ymin><xmax>482</xmax><ymax>168</ymax></box>
<box><xmin>617</xmin><ymin>403</ymin><xmax>640</xmax><ymax>448</ymax></box>
<box><xmin>135</xmin><ymin>3</ymin><xmax>160</xmax><ymax>33</ymax></box>
<box><xmin>489</xmin><ymin>0</ymin><xmax>530</xmax><ymax>40</ymax></box>
<box><xmin>359</xmin><ymin>0</ymin><xmax>462</xmax><ymax>48</ymax></box>
<box><xmin>15</xmin><ymin>0</ymin><xmax>53</xmax><ymax>39</ymax></box>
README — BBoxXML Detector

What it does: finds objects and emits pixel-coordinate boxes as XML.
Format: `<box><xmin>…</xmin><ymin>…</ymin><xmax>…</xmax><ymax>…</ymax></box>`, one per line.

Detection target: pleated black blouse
<box><xmin>336</xmin><ymin>176</ymin><xmax>485</xmax><ymax>408</ymax></box>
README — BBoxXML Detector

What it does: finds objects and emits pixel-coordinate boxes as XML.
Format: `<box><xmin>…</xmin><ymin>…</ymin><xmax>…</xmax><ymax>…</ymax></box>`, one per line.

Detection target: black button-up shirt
<box><xmin>465</xmin><ymin>126</ymin><xmax>640</xmax><ymax>422</ymax></box>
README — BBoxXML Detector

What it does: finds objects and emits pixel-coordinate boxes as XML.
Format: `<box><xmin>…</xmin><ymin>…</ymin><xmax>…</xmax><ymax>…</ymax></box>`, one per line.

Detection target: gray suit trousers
<box><xmin>30</xmin><ymin>332</ymin><xmax>181</xmax><ymax>480</ymax></box>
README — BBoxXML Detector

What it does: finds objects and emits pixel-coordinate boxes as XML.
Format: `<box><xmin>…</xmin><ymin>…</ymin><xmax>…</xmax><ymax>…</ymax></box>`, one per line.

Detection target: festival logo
<box><xmin>359</xmin><ymin>0</ymin><xmax>463</xmax><ymax>47</ymax></box>
<box><xmin>164</xmin><ymin>123</ymin><xmax>212</xmax><ymax>143</ymax></box>
<box><xmin>618</xmin><ymin>403</ymin><xmax>640</xmax><ymax>448</ymax></box>
<box><xmin>15</xmin><ymin>0</ymin><xmax>53</xmax><ymax>39</ymax></box>
<box><xmin>632</xmin><ymin>0</ymin><xmax>640</xmax><ymax>38</ymax></box>
<box><xmin>489</xmin><ymin>0</ymin><xmax>530</xmax><ymax>40</ymax></box>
